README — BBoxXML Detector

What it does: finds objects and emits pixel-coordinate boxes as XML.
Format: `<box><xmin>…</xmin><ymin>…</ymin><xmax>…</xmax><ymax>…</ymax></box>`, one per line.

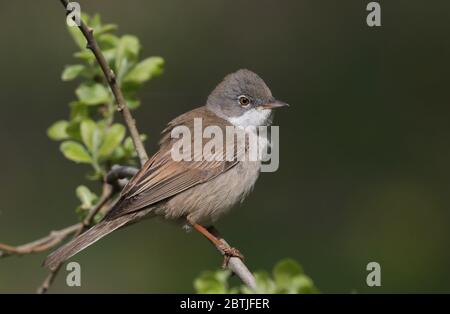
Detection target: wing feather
<box><xmin>106</xmin><ymin>107</ymin><xmax>244</xmax><ymax>219</ymax></box>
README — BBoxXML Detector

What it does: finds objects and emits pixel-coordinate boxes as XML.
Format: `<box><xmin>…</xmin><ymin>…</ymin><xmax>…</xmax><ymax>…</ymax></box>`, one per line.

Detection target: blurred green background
<box><xmin>1</xmin><ymin>0</ymin><xmax>449</xmax><ymax>293</ymax></box>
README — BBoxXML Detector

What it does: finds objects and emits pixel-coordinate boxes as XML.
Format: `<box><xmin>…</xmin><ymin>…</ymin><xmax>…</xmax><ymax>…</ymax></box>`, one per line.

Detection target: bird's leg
<box><xmin>207</xmin><ymin>226</ymin><xmax>245</xmax><ymax>268</ymax></box>
<box><xmin>187</xmin><ymin>219</ymin><xmax>244</xmax><ymax>268</ymax></box>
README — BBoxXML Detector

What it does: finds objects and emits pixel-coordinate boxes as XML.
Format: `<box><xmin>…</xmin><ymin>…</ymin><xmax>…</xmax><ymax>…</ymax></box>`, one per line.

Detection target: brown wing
<box><xmin>106</xmin><ymin>107</ymin><xmax>243</xmax><ymax>219</ymax></box>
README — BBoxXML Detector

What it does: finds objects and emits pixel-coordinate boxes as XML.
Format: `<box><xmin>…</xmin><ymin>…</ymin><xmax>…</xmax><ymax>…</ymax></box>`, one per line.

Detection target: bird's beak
<box><xmin>259</xmin><ymin>100</ymin><xmax>289</xmax><ymax>110</ymax></box>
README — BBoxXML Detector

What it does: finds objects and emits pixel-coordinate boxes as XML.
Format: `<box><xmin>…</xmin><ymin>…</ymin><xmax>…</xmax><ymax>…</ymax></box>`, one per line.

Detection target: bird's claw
<box><xmin>219</xmin><ymin>245</ymin><xmax>244</xmax><ymax>268</ymax></box>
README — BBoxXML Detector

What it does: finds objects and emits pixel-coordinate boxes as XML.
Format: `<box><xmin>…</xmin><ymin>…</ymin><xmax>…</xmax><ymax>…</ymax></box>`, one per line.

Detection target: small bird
<box><xmin>44</xmin><ymin>69</ymin><xmax>288</xmax><ymax>270</ymax></box>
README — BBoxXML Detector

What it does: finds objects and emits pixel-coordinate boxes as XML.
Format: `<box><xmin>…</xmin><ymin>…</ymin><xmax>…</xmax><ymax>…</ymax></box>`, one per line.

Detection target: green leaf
<box><xmin>194</xmin><ymin>271</ymin><xmax>229</xmax><ymax>294</ymax></box>
<box><xmin>66</xmin><ymin>121</ymin><xmax>82</xmax><ymax>141</ymax></box>
<box><xmin>80</xmin><ymin>119</ymin><xmax>102</xmax><ymax>153</ymax></box>
<box><xmin>254</xmin><ymin>272</ymin><xmax>277</xmax><ymax>293</ymax></box>
<box><xmin>76</xmin><ymin>83</ymin><xmax>110</xmax><ymax>105</ymax></box>
<box><xmin>193</xmin><ymin>258</ymin><xmax>318</xmax><ymax>294</ymax></box>
<box><xmin>123</xmin><ymin>57</ymin><xmax>164</xmax><ymax>84</ymax></box>
<box><xmin>126</xmin><ymin>98</ymin><xmax>140</xmax><ymax>110</ymax></box>
<box><xmin>115</xmin><ymin>35</ymin><xmax>140</xmax><ymax>77</ymax></box>
<box><xmin>62</xmin><ymin>64</ymin><xmax>85</xmax><ymax>81</ymax></box>
<box><xmin>123</xmin><ymin>136</ymin><xmax>135</xmax><ymax>152</ymax></box>
<box><xmin>60</xmin><ymin>141</ymin><xmax>92</xmax><ymax>164</ymax></box>
<box><xmin>69</xmin><ymin>101</ymin><xmax>89</xmax><ymax>122</ymax></box>
<box><xmin>110</xmin><ymin>145</ymin><xmax>126</xmax><ymax>161</ymax></box>
<box><xmin>123</xmin><ymin>135</ymin><xmax>146</xmax><ymax>153</ymax></box>
<box><xmin>80</xmin><ymin>12</ymin><xmax>91</xmax><ymax>24</ymax></box>
<box><xmin>273</xmin><ymin>259</ymin><xmax>303</xmax><ymax>289</ymax></box>
<box><xmin>47</xmin><ymin>120</ymin><xmax>69</xmax><ymax>141</ymax></box>
<box><xmin>68</xmin><ymin>25</ymin><xmax>86</xmax><ymax>49</ymax></box>
<box><xmin>97</xmin><ymin>24</ymin><xmax>118</xmax><ymax>36</ymax></box>
<box><xmin>290</xmin><ymin>275</ymin><xmax>317</xmax><ymax>294</ymax></box>
<box><xmin>74</xmin><ymin>50</ymin><xmax>95</xmax><ymax>62</ymax></box>
<box><xmin>93</xmin><ymin>212</ymin><xmax>104</xmax><ymax>224</ymax></box>
<box><xmin>75</xmin><ymin>185</ymin><xmax>97</xmax><ymax>209</ymax></box>
<box><xmin>103</xmin><ymin>49</ymin><xmax>117</xmax><ymax>64</ymax></box>
<box><xmin>98</xmin><ymin>33</ymin><xmax>119</xmax><ymax>49</ymax></box>
<box><xmin>90</xmin><ymin>14</ymin><xmax>101</xmax><ymax>30</ymax></box>
<box><xmin>98</xmin><ymin>124</ymin><xmax>126</xmax><ymax>158</ymax></box>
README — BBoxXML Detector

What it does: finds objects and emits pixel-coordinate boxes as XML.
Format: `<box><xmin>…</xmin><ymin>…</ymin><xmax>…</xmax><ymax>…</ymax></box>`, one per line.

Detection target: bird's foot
<box><xmin>219</xmin><ymin>244</ymin><xmax>244</xmax><ymax>268</ymax></box>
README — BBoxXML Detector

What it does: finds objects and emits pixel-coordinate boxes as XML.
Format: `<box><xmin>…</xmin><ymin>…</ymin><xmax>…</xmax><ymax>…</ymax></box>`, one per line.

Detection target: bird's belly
<box><xmin>164</xmin><ymin>161</ymin><xmax>261</xmax><ymax>226</ymax></box>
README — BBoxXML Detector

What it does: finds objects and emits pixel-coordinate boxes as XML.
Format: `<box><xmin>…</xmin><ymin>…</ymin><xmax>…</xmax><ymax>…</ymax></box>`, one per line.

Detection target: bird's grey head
<box><xmin>206</xmin><ymin>69</ymin><xmax>288</xmax><ymax>127</ymax></box>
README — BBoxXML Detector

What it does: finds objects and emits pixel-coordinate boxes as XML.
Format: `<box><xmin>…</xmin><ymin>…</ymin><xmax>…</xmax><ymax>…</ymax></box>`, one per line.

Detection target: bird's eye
<box><xmin>238</xmin><ymin>95</ymin><xmax>250</xmax><ymax>107</ymax></box>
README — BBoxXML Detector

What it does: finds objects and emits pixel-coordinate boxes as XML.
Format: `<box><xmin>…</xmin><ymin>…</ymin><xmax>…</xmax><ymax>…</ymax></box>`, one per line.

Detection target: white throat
<box><xmin>227</xmin><ymin>108</ymin><xmax>272</xmax><ymax>128</ymax></box>
<box><xmin>226</xmin><ymin>108</ymin><xmax>271</xmax><ymax>162</ymax></box>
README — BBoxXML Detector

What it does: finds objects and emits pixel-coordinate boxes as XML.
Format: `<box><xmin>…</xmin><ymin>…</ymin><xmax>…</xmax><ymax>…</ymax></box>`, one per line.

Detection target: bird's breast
<box><xmin>164</xmin><ymin>160</ymin><xmax>261</xmax><ymax>226</ymax></box>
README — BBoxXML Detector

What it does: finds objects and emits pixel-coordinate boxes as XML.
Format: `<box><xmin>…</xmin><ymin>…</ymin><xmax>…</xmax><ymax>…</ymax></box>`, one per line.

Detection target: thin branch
<box><xmin>106</xmin><ymin>165</ymin><xmax>139</xmax><ymax>186</ymax></box>
<box><xmin>0</xmin><ymin>187</ymin><xmax>113</xmax><ymax>294</ymax></box>
<box><xmin>59</xmin><ymin>0</ymin><xmax>148</xmax><ymax>166</ymax></box>
<box><xmin>0</xmin><ymin>184</ymin><xmax>114</xmax><ymax>259</ymax></box>
<box><xmin>36</xmin><ymin>182</ymin><xmax>114</xmax><ymax>294</ymax></box>
<box><xmin>0</xmin><ymin>224</ymin><xmax>80</xmax><ymax>258</ymax></box>
<box><xmin>1</xmin><ymin>2</ymin><xmax>259</xmax><ymax>293</ymax></box>
<box><xmin>36</xmin><ymin>0</ymin><xmax>152</xmax><ymax>289</ymax></box>
<box><xmin>36</xmin><ymin>263</ymin><xmax>63</xmax><ymax>294</ymax></box>
<box><xmin>81</xmin><ymin>184</ymin><xmax>114</xmax><ymax>231</ymax></box>
<box><xmin>208</xmin><ymin>226</ymin><xmax>257</xmax><ymax>291</ymax></box>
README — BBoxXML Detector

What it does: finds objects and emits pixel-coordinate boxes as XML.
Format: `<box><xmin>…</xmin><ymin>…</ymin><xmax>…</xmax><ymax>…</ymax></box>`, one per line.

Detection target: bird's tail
<box><xmin>43</xmin><ymin>215</ymin><xmax>131</xmax><ymax>270</ymax></box>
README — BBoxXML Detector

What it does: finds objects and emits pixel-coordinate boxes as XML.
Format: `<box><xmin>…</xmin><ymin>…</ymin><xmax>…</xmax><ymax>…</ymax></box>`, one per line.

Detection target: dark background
<box><xmin>0</xmin><ymin>0</ymin><xmax>449</xmax><ymax>293</ymax></box>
